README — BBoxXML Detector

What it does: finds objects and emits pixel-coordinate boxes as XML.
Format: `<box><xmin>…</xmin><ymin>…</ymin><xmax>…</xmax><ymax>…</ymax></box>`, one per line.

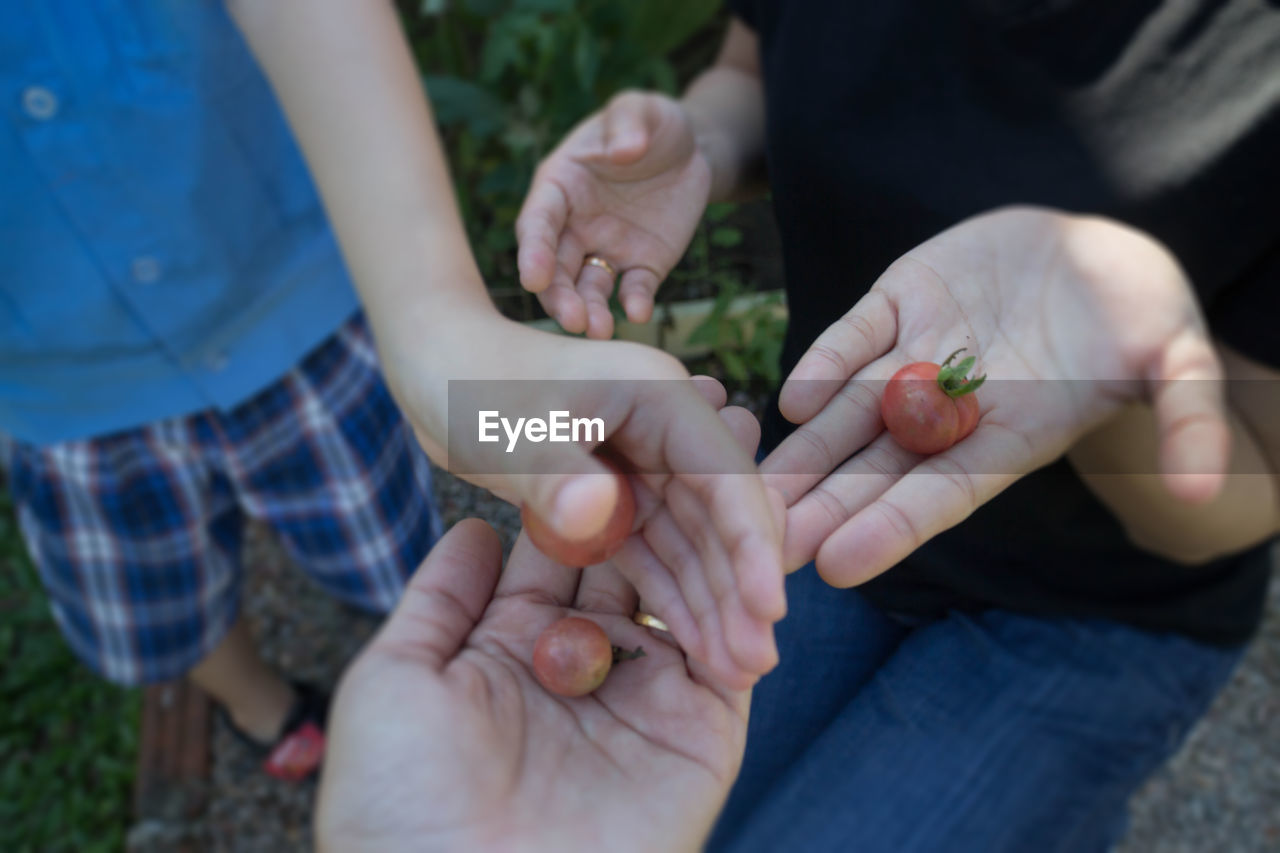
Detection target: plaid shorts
<box><xmin>2</xmin><ymin>314</ymin><xmax>442</xmax><ymax>685</ymax></box>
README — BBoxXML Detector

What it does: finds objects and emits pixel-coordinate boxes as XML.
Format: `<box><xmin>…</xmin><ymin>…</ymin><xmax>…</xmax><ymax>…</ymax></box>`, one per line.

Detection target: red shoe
<box><xmin>219</xmin><ymin>681</ymin><xmax>330</xmax><ymax>782</ymax></box>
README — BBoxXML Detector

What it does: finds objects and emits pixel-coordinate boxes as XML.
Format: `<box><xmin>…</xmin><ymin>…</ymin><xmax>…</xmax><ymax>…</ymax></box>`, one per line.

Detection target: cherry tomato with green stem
<box><xmin>881</xmin><ymin>348</ymin><xmax>985</xmax><ymax>455</ymax></box>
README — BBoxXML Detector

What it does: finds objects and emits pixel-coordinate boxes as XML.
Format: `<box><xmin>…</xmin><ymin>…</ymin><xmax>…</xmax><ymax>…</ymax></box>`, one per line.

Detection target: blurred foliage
<box><xmin>398</xmin><ymin>0</ymin><xmax>723</xmax><ymax>299</ymax></box>
<box><xmin>0</xmin><ymin>490</ymin><xmax>140</xmax><ymax>853</ymax></box>
<box><xmin>684</xmin><ymin>206</ymin><xmax>785</xmax><ymax>389</ymax></box>
<box><xmin>399</xmin><ymin>0</ymin><xmax>787</xmax><ymax>379</ymax></box>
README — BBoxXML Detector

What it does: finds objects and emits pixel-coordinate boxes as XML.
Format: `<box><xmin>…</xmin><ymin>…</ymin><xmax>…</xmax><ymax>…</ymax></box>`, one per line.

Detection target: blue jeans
<box><xmin>709</xmin><ymin>565</ymin><xmax>1244</xmax><ymax>853</ymax></box>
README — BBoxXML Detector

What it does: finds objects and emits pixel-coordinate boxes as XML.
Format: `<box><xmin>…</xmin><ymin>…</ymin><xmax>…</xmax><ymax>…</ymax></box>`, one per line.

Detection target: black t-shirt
<box><xmin>731</xmin><ymin>0</ymin><xmax>1279</xmax><ymax>644</ymax></box>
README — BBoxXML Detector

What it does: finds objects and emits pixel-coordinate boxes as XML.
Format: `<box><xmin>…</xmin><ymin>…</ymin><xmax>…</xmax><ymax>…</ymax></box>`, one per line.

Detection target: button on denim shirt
<box><xmin>1</xmin><ymin>1</ymin><xmax>359</xmax><ymax>444</ymax></box>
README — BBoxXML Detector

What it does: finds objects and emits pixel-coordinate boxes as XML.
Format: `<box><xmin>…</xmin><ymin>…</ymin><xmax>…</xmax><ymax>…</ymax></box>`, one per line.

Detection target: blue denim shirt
<box><xmin>1</xmin><ymin>1</ymin><xmax>359</xmax><ymax>444</ymax></box>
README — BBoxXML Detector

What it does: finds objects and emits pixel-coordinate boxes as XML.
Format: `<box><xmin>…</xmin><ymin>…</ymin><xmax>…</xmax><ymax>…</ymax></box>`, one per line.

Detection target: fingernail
<box><xmin>552</xmin><ymin>475</ymin><xmax>616</xmax><ymax>540</ymax></box>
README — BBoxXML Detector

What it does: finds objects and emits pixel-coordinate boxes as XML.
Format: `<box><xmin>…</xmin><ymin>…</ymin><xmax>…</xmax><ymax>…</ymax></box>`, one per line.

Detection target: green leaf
<box><xmin>476</xmin><ymin>161</ymin><xmax>528</xmax><ymax>197</ymax></box>
<box><xmin>685</xmin><ymin>315</ymin><xmax>724</xmax><ymax>349</ymax></box>
<box><xmin>720</xmin><ymin>348</ymin><xmax>750</xmax><ymax>382</ymax></box>
<box><xmin>648</xmin><ymin>56</ymin><xmax>678</xmax><ymax>94</ymax></box>
<box><xmin>514</xmin><ymin>0</ymin><xmax>574</xmax><ymax>11</ymax></box>
<box><xmin>624</xmin><ymin>0</ymin><xmax>722</xmax><ymax>56</ymax></box>
<box><xmin>464</xmin><ymin>0</ymin><xmax>508</xmax><ymax>14</ymax></box>
<box><xmin>710</xmin><ymin>226</ymin><xmax>743</xmax><ymax>248</ymax></box>
<box><xmin>479</xmin><ymin>15</ymin><xmax>535</xmax><ymax>82</ymax></box>
<box><xmin>705</xmin><ymin>202</ymin><xmax>736</xmax><ymax>222</ymax></box>
<box><xmin>573</xmin><ymin>25</ymin><xmax>601</xmax><ymax>92</ymax></box>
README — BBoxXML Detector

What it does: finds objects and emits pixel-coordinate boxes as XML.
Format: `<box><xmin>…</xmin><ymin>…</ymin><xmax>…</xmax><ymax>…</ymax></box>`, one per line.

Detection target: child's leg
<box><xmin>205</xmin><ymin>314</ymin><xmax>442</xmax><ymax>616</ymax></box>
<box><xmin>189</xmin><ymin>617</ymin><xmax>295</xmax><ymax>742</ymax></box>
<box><xmin>3</xmin><ymin>428</ymin><xmax>295</xmax><ymax>739</ymax></box>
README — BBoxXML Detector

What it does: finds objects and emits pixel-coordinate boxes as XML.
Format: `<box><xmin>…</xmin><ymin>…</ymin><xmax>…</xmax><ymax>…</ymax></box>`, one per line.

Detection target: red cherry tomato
<box><xmin>881</xmin><ymin>349</ymin><xmax>985</xmax><ymax>455</ymax></box>
<box><xmin>521</xmin><ymin>455</ymin><xmax>636</xmax><ymax>567</ymax></box>
<box><xmin>532</xmin><ymin>616</ymin><xmax>613</xmax><ymax>697</ymax></box>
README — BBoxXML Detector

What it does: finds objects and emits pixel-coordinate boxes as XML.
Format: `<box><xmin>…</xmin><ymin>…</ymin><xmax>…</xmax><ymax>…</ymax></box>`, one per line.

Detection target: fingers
<box><xmin>537</xmin><ymin>233</ymin><xmax>590</xmax><ymax>334</ymax></box>
<box><xmin>516</xmin><ymin>180</ymin><xmax>570</xmax><ymax>294</ymax></box>
<box><xmin>609</xmin><ymin>396</ymin><xmax>775</xmax><ymax>689</ymax></box>
<box><xmin>778</xmin><ymin>431</ymin><xmax>914</xmax><ymax>570</ymax></box>
<box><xmin>495</xmin><ymin>529</ymin><xmax>584</xmax><ymax>608</ymax></box>
<box><xmin>373</xmin><ymin>519</ymin><xmax>504</xmax><ymax>666</ymax></box>
<box><xmin>666</xmin><ymin>401</ymin><xmax>776</xmax><ymax>680</ymax></box>
<box><xmin>618</xmin><ymin>267</ymin><xmax>662</xmax><ymax>324</ymax></box>
<box><xmin>576</xmin><ymin>259</ymin><xmax>619</xmax><ymax>340</ymax></box>
<box><xmin>645</xmin><ymin>387</ymin><xmax>783</xmax><ymax>622</ymax></box>
<box><xmin>1148</xmin><ymin>327</ymin><xmax>1230</xmax><ymax>503</ymax></box>
<box><xmin>486</xmin><ymin>441</ymin><xmax>618</xmax><ymax>542</ymax></box>
<box><xmin>667</xmin><ymin>479</ymin><xmax>778</xmax><ymax>681</ymax></box>
<box><xmin>613</xmin><ymin>526</ymin><xmax>707</xmax><ymax>661</ymax></box>
<box><xmin>778</xmin><ymin>289</ymin><xmax>897</xmax><ymax>424</ymax></box>
<box><xmin>599</xmin><ymin>91</ymin><xmax>652</xmax><ymax>165</ymax></box>
<box><xmin>689</xmin><ymin>374</ymin><xmax>728</xmax><ymax>409</ymax></box>
<box><xmin>573</xmin><ymin>561</ymin><xmax>640</xmax><ymax>617</ymax></box>
<box><xmin>761</xmin><ymin>358</ymin><xmax>900</xmax><ymax>509</ymax></box>
<box><xmin>809</xmin><ymin>426</ymin><xmax>1026</xmax><ymax>587</ymax></box>
<box><xmin>718</xmin><ymin>405</ymin><xmax>763</xmax><ymax>459</ymax></box>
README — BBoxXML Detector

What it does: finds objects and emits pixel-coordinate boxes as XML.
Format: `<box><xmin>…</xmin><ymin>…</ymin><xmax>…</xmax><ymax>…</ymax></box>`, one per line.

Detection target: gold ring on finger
<box><xmin>584</xmin><ymin>255</ymin><xmax>618</xmax><ymax>278</ymax></box>
<box><xmin>632</xmin><ymin>610</ymin><xmax>671</xmax><ymax>632</ymax></box>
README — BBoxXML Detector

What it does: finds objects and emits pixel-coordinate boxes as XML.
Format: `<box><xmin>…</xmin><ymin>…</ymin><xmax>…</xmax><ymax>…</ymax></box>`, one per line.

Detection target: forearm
<box><xmin>1069</xmin><ymin>347</ymin><xmax>1280</xmax><ymax>563</ymax></box>
<box><xmin>227</xmin><ymin>0</ymin><xmax>496</xmax><ymax>345</ymax></box>
<box><xmin>681</xmin><ymin>19</ymin><xmax>767</xmax><ymax>203</ymax></box>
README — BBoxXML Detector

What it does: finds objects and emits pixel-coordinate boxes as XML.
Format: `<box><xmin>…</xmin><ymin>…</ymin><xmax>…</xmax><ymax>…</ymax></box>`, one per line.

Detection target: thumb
<box><xmin>1148</xmin><ymin>326</ymin><xmax>1230</xmax><ymax>504</ymax></box>
<box><xmin>594</xmin><ymin>91</ymin><xmax>655</xmax><ymax>166</ymax></box>
<box><xmin>372</xmin><ymin>519</ymin><xmax>504</xmax><ymax>665</ymax></box>
<box><xmin>502</xmin><ymin>443</ymin><xmax>621</xmax><ymax>542</ymax></box>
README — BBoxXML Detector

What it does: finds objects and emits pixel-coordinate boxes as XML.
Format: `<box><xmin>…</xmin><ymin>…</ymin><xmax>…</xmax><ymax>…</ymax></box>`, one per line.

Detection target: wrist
<box><xmin>681</xmin><ymin>95</ymin><xmax>754</xmax><ymax>205</ymax></box>
<box><xmin>690</xmin><ymin>124</ymin><xmax>738</xmax><ymax>205</ymax></box>
<box><xmin>680</xmin><ymin>65</ymin><xmax>767</xmax><ymax>203</ymax></box>
<box><xmin>361</xmin><ymin>268</ymin><xmax>498</xmax><ymax>342</ymax></box>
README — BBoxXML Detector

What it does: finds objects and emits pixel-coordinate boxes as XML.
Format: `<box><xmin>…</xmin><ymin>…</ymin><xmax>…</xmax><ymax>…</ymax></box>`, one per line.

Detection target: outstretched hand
<box><xmin>379</xmin><ymin>316</ymin><xmax>785</xmax><ymax>690</ymax></box>
<box><xmin>317</xmin><ymin>519</ymin><xmax>751</xmax><ymax>852</ymax></box>
<box><xmin>763</xmin><ymin>206</ymin><xmax>1229</xmax><ymax>584</ymax></box>
<box><xmin>517</xmin><ymin>91</ymin><xmax>711</xmax><ymax>339</ymax></box>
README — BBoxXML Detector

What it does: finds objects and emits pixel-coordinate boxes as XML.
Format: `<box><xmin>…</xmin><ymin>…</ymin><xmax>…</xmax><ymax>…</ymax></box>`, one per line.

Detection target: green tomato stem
<box><xmin>937</xmin><ymin>347</ymin><xmax>986</xmax><ymax>398</ymax></box>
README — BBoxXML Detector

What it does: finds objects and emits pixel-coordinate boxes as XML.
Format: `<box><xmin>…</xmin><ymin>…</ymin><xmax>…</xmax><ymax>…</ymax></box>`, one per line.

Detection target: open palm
<box><xmin>317</xmin><ymin>520</ymin><xmax>749</xmax><ymax>852</ymax></box>
<box><xmin>762</xmin><ymin>207</ymin><xmax>1229</xmax><ymax>584</ymax></box>
<box><xmin>517</xmin><ymin>92</ymin><xmax>711</xmax><ymax>339</ymax></box>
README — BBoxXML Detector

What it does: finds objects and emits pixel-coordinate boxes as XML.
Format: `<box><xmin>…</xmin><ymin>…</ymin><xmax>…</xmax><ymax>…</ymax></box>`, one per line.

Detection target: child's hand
<box><xmin>609</xmin><ymin>378</ymin><xmax>789</xmax><ymax>691</ymax></box>
<box><xmin>376</xmin><ymin>310</ymin><xmax>785</xmax><ymax>688</ymax></box>
<box><xmin>516</xmin><ymin>92</ymin><xmax>711</xmax><ymax>340</ymax></box>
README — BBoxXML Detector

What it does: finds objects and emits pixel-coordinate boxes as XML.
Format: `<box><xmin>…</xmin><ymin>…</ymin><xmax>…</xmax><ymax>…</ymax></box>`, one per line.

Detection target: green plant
<box><xmin>0</xmin><ymin>490</ymin><xmax>141</xmax><ymax>853</ymax></box>
<box><xmin>685</xmin><ymin>283</ymin><xmax>786</xmax><ymax>390</ymax></box>
<box><xmin>671</xmin><ymin>201</ymin><xmax>784</xmax><ymax>389</ymax></box>
<box><xmin>398</xmin><ymin>0</ymin><xmax>724</xmax><ymax>302</ymax></box>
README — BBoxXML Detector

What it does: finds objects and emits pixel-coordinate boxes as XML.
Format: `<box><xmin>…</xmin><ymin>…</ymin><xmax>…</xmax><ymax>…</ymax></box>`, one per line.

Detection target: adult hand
<box><xmin>316</xmin><ymin>520</ymin><xmax>751</xmax><ymax>852</ymax></box>
<box><xmin>763</xmin><ymin>206</ymin><xmax>1229</xmax><ymax>583</ymax></box>
<box><xmin>516</xmin><ymin>91</ymin><xmax>711</xmax><ymax>340</ymax></box>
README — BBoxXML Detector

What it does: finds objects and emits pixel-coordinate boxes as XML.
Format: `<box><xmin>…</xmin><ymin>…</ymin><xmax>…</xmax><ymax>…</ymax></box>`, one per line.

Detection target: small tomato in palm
<box><xmin>521</xmin><ymin>455</ymin><xmax>636</xmax><ymax>567</ymax></box>
<box><xmin>881</xmin><ymin>348</ymin><xmax>985</xmax><ymax>454</ymax></box>
<box><xmin>532</xmin><ymin>616</ymin><xmax>613</xmax><ymax>697</ymax></box>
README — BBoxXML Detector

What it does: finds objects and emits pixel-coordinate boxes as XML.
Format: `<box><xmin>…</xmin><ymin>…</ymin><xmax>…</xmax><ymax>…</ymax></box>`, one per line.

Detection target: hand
<box><xmin>377</xmin><ymin>310</ymin><xmax>785</xmax><ymax>688</ymax></box>
<box><xmin>316</xmin><ymin>520</ymin><xmax>750</xmax><ymax>852</ymax></box>
<box><xmin>609</xmin><ymin>377</ymin><xmax>788</xmax><ymax>692</ymax></box>
<box><xmin>763</xmin><ymin>206</ymin><xmax>1229</xmax><ymax>583</ymax></box>
<box><xmin>517</xmin><ymin>91</ymin><xmax>711</xmax><ymax>339</ymax></box>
